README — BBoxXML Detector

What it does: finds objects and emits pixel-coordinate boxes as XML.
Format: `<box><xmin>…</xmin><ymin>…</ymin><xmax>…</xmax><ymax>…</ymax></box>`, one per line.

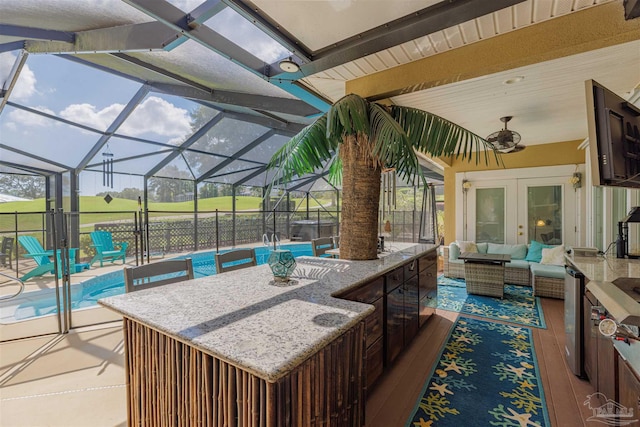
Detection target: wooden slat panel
<box><xmin>123</xmin><ymin>317</ymin><xmax>365</xmax><ymax>427</ymax></box>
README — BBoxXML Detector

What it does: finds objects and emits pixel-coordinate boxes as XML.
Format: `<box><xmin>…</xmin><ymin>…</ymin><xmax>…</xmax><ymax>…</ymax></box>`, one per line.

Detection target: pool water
<box><xmin>12</xmin><ymin>244</ymin><xmax>313</xmax><ymax>321</ymax></box>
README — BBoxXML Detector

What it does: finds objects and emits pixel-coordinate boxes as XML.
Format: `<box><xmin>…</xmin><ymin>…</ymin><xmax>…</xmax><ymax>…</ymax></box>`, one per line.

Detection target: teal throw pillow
<box><xmin>525</xmin><ymin>240</ymin><xmax>553</xmax><ymax>263</ymax></box>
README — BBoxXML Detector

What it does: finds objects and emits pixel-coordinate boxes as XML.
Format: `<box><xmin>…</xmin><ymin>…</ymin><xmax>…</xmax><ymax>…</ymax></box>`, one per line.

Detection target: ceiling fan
<box><xmin>486</xmin><ymin>116</ymin><xmax>524</xmax><ymax>153</ymax></box>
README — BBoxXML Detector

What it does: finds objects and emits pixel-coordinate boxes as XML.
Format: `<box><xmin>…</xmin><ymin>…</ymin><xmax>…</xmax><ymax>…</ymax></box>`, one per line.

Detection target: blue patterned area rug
<box><xmin>426</xmin><ymin>276</ymin><xmax>546</xmax><ymax>329</ymax></box>
<box><xmin>406</xmin><ymin>316</ymin><xmax>550</xmax><ymax>427</ymax></box>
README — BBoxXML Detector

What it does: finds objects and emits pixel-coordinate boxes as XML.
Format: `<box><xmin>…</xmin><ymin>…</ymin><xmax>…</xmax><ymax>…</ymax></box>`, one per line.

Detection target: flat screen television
<box><xmin>586</xmin><ymin>79</ymin><xmax>640</xmax><ymax>188</ymax></box>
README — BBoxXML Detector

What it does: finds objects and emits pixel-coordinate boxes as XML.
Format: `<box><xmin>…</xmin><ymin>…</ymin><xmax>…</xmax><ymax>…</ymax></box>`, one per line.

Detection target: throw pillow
<box><xmin>525</xmin><ymin>240</ymin><xmax>553</xmax><ymax>263</ymax></box>
<box><xmin>456</xmin><ymin>240</ymin><xmax>477</xmax><ymax>253</ymax></box>
<box><xmin>448</xmin><ymin>243</ymin><xmax>460</xmax><ymax>260</ymax></box>
<box><xmin>540</xmin><ymin>245</ymin><xmax>566</xmax><ymax>266</ymax></box>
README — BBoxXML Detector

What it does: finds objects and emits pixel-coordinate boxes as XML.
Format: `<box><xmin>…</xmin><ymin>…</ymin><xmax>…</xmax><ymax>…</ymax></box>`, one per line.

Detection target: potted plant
<box><xmin>267</xmin><ymin>94</ymin><xmax>498</xmax><ymax>260</ymax></box>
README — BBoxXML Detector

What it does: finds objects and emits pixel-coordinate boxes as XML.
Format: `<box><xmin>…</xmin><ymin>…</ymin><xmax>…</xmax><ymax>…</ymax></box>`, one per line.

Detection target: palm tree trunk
<box><xmin>339</xmin><ymin>134</ymin><xmax>381</xmax><ymax>260</ymax></box>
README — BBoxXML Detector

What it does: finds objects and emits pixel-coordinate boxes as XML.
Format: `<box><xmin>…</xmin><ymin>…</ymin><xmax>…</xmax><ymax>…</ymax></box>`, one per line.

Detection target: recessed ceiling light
<box><xmin>279</xmin><ymin>57</ymin><xmax>300</xmax><ymax>73</ymax></box>
<box><xmin>503</xmin><ymin>76</ymin><xmax>525</xmax><ymax>85</ymax></box>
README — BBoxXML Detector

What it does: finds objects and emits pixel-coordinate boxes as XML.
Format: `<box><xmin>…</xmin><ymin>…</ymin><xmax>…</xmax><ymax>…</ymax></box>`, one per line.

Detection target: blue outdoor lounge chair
<box><xmin>18</xmin><ymin>236</ymin><xmax>78</xmax><ymax>281</ymax></box>
<box><xmin>90</xmin><ymin>231</ymin><xmax>128</xmax><ymax>267</ymax></box>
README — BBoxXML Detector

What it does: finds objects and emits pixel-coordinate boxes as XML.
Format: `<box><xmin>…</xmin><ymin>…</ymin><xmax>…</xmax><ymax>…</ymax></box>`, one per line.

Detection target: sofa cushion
<box><xmin>487</xmin><ymin>243</ymin><xmax>528</xmax><ymax>260</ymax></box>
<box><xmin>530</xmin><ymin>262</ymin><xmax>565</xmax><ymax>279</ymax></box>
<box><xmin>456</xmin><ymin>240</ymin><xmax>477</xmax><ymax>253</ymax></box>
<box><xmin>506</xmin><ymin>260</ymin><xmax>530</xmax><ymax>269</ymax></box>
<box><xmin>476</xmin><ymin>242</ymin><xmax>488</xmax><ymax>254</ymax></box>
<box><xmin>525</xmin><ymin>240</ymin><xmax>553</xmax><ymax>263</ymax></box>
<box><xmin>540</xmin><ymin>245</ymin><xmax>566</xmax><ymax>266</ymax></box>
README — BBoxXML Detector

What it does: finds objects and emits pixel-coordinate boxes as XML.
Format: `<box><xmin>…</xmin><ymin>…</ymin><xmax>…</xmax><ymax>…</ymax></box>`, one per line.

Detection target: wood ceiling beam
<box><xmin>347</xmin><ymin>1</ymin><xmax>640</xmax><ymax>100</ymax></box>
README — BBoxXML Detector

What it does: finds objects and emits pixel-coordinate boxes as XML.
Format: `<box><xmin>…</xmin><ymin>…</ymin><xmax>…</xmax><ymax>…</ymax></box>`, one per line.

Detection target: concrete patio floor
<box><xmin>0</xmin><ymin>323</ymin><xmax>126</xmax><ymax>427</ymax></box>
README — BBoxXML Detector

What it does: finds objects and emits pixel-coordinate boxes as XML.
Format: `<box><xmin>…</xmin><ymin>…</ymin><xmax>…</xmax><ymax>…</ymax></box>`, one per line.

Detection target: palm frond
<box><xmin>266</xmin><ymin>115</ymin><xmax>337</xmax><ymax>182</ymax></box>
<box><xmin>327</xmin><ymin>154</ymin><xmax>342</xmax><ymax>186</ymax></box>
<box><xmin>368</xmin><ymin>103</ymin><xmax>422</xmax><ymax>183</ymax></box>
<box><xmin>327</xmin><ymin>94</ymin><xmax>370</xmax><ymax>138</ymax></box>
<box><xmin>390</xmin><ymin>105</ymin><xmax>502</xmax><ymax>166</ymax></box>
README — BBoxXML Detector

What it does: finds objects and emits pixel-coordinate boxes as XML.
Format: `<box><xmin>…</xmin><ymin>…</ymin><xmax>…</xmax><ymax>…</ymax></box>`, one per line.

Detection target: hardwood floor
<box><xmin>365</xmin><ymin>297</ymin><xmax>595</xmax><ymax>427</ymax></box>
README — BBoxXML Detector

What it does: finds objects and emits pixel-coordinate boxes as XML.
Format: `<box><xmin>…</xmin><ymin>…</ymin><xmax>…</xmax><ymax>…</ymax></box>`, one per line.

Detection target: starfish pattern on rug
<box><xmin>406</xmin><ymin>316</ymin><xmax>550</xmax><ymax>427</ymax></box>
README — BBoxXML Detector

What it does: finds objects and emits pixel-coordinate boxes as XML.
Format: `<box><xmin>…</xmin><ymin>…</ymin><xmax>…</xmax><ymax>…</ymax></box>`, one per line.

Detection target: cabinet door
<box><xmin>583</xmin><ymin>295</ymin><xmax>596</xmax><ymax>385</ymax></box>
<box><xmin>385</xmin><ymin>266</ymin><xmax>404</xmax><ymax>293</ymax></box>
<box><xmin>365</xmin><ymin>298</ymin><xmax>384</xmax><ymax>347</ymax></box>
<box><xmin>418</xmin><ymin>263</ymin><xmax>437</xmax><ymax>299</ymax></box>
<box><xmin>404</xmin><ymin>258</ymin><xmax>418</xmax><ymax>280</ymax></box>
<box><xmin>366</xmin><ymin>336</ymin><xmax>384</xmax><ymax>390</ymax></box>
<box><xmin>404</xmin><ymin>276</ymin><xmax>420</xmax><ymax>344</ymax></box>
<box><xmin>418</xmin><ymin>251</ymin><xmax>437</xmax><ymax>272</ymax></box>
<box><xmin>386</xmin><ymin>286</ymin><xmax>404</xmax><ymax>365</ymax></box>
<box><xmin>618</xmin><ymin>355</ymin><xmax>640</xmax><ymax>419</ymax></box>
<box><xmin>340</xmin><ymin>277</ymin><xmax>384</xmax><ymax>304</ymax></box>
<box><xmin>418</xmin><ymin>261</ymin><xmax>437</xmax><ymax>327</ymax></box>
<box><xmin>597</xmin><ymin>327</ymin><xmax>616</xmax><ymax>400</ymax></box>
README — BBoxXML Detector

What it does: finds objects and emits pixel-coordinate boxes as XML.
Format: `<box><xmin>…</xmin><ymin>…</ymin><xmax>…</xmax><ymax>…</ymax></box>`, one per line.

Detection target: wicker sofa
<box><xmin>443</xmin><ymin>241</ymin><xmax>566</xmax><ymax>299</ymax></box>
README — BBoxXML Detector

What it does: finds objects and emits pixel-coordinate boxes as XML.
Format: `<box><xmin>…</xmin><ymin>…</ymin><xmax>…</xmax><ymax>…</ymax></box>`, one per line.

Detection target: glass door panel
<box><xmin>527</xmin><ymin>185</ymin><xmax>563</xmax><ymax>244</ymax></box>
<box><xmin>517</xmin><ymin>176</ymin><xmax>576</xmax><ymax>246</ymax></box>
<box><xmin>475</xmin><ymin>188</ymin><xmax>505</xmax><ymax>243</ymax></box>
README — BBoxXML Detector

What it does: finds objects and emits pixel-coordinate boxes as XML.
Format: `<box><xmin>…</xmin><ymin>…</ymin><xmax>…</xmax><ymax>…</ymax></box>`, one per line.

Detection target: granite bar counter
<box><xmin>567</xmin><ymin>254</ymin><xmax>640</xmax><ymax>379</ymax></box>
<box><xmin>99</xmin><ymin>242</ymin><xmax>438</xmax><ymax>427</ymax></box>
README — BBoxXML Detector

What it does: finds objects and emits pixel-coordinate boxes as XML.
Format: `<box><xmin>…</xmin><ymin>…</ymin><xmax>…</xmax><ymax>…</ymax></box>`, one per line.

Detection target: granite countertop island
<box><xmin>99</xmin><ymin>242</ymin><xmax>437</xmax><ymax>382</ymax></box>
<box><xmin>567</xmin><ymin>254</ymin><xmax>640</xmax><ymax>376</ymax></box>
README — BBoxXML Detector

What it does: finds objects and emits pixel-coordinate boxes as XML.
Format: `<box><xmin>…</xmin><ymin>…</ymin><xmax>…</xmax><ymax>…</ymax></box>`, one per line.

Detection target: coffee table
<box><xmin>458</xmin><ymin>252</ymin><xmax>511</xmax><ymax>298</ymax></box>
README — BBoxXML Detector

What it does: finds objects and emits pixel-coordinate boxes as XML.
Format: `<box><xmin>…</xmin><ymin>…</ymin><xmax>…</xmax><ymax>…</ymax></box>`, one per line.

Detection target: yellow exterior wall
<box><xmin>442</xmin><ymin>140</ymin><xmax>585</xmax><ymax>244</ymax></box>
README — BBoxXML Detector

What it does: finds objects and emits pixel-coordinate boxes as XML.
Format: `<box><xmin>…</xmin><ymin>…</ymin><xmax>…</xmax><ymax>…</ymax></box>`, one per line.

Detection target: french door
<box><xmin>461</xmin><ymin>168</ymin><xmax>580</xmax><ymax>246</ymax></box>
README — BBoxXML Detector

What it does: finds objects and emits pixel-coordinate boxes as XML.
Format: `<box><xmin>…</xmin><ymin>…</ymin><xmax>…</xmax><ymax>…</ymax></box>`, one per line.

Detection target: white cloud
<box><xmin>0</xmin><ymin>52</ymin><xmax>37</xmax><ymax>101</ymax></box>
<box><xmin>118</xmin><ymin>96</ymin><xmax>192</xmax><ymax>139</ymax></box>
<box><xmin>7</xmin><ymin>106</ymin><xmax>56</xmax><ymax>129</ymax></box>
<box><xmin>59</xmin><ymin>103</ymin><xmax>123</xmax><ymax>130</ymax></box>
<box><xmin>57</xmin><ymin>96</ymin><xmax>192</xmax><ymax>141</ymax></box>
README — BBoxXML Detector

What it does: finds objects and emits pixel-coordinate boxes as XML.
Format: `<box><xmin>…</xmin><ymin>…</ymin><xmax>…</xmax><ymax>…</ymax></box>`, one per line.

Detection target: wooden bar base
<box><xmin>124</xmin><ymin>318</ymin><xmax>365</xmax><ymax>426</ymax></box>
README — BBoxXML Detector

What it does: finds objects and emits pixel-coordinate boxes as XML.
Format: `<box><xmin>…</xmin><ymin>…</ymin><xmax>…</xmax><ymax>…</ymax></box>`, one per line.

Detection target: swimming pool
<box><xmin>9</xmin><ymin>243</ymin><xmax>313</xmax><ymax>322</ymax></box>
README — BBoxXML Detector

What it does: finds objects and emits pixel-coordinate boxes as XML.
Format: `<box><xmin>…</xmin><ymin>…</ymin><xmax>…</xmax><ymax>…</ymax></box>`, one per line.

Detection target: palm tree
<box><xmin>267</xmin><ymin>94</ymin><xmax>498</xmax><ymax>260</ymax></box>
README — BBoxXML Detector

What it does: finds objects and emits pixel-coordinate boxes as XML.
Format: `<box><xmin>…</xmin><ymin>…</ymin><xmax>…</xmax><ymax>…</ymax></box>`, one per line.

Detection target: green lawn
<box><xmin>0</xmin><ymin>196</ymin><xmax>329</xmax><ymax>232</ymax></box>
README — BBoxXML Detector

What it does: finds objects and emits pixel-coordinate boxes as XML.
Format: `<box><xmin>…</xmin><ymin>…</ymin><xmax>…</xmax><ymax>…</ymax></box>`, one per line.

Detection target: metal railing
<box><xmin>0</xmin><ymin>272</ymin><xmax>24</xmax><ymax>301</ymax></box>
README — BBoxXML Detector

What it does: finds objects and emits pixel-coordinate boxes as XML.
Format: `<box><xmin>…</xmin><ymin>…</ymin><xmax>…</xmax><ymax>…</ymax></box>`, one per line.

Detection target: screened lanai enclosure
<box><xmin>0</xmin><ymin>0</ymin><xmax>454</xmax><ymax>340</ymax></box>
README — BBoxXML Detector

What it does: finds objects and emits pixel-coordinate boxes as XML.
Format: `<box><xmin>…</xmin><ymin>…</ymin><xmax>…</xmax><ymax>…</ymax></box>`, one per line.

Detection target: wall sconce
<box><xmin>569</xmin><ymin>172</ymin><xmax>582</xmax><ymax>189</ymax></box>
<box><xmin>462</xmin><ymin>179</ymin><xmax>472</xmax><ymax>192</ymax></box>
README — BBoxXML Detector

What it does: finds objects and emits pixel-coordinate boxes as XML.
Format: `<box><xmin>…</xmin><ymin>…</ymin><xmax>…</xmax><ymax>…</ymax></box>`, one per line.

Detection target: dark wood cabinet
<box><xmin>418</xmin><ymin>251</ymin><xmax>438</xmax><ymax>326</ymax></box>
<box><xmin>618</xmin><ymin>355</ymin><xmax>640</xmax><ymax>420</ymax></box>
<box><xmin>337</xmin><ymin>248</ymin><xmax>438</xmax><ymax>389</ymax></box>
<box><xmin>385</xmin><ymin>284</ymin><xmax>404</xmax><ymax>365</ymax></box>
<box><xmin>339</xmin><ymin>276</ymin><xmax>384</xmax><ymax>389</ymax></box>
<box><xmin>385</xmin><ymin>259</ymin><xmax>421</xmax><ymax>365</ymax></box>
<box><xmin>404</xmin><ymin>274</ymin><xmax>420</xmax><ymax>344</ymax></box>
<box><xmin>597</xmin><ymin>322</ymin><xmax>617</xmax><ymax>401</ymax></box>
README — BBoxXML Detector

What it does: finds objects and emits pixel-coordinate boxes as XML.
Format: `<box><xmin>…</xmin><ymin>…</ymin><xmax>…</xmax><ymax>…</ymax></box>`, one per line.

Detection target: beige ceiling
<box><xmin>299</xmin><ymin>0</ymin><xmax>640</xmax><ymax>149</ymax></box>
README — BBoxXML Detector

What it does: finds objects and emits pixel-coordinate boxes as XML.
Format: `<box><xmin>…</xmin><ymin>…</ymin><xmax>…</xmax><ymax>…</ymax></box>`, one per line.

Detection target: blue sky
<box><xmin>0</xmin><ymin>0</ymin><xmax>297</xmax><ymax>197</ymax></box>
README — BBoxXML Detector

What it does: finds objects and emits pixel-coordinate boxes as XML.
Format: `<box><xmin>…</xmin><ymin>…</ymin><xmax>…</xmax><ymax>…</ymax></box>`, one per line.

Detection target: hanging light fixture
<box><xmin>278</xmin><ymin>57</ymin><xmax>300</xmax><ymax>73</ymax></box>
<box><xmin>102</xmin><ymin>144</ymin><xmax>114</xmax><ymax>188</ymax></box>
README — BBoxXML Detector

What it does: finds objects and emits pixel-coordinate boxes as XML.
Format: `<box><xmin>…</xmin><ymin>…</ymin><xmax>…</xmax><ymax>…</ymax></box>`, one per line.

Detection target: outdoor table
<box><xmin>459</xmin><ymin>252</ymin><xmax>511</xmax><ymax>298</ymax></box>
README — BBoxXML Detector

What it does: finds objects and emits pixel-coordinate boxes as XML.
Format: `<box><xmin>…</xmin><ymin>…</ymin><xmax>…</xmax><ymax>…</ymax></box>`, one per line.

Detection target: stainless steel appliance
<box><xmin>616</xmin><ymin>206</ymin><xmax>640</xmax><ymax>259</ymax></box>
<box><xmin>565</xmin><ymin>266</ymin><xmax>586</xmax><ymax>377</ymax></box>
